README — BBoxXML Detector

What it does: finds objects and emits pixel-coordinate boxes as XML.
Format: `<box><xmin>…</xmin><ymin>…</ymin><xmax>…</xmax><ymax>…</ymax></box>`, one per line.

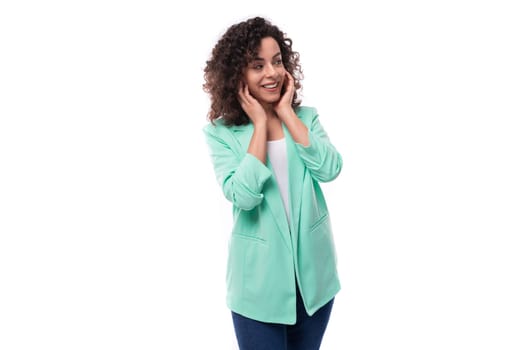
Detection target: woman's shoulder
<box><xmin>202</xmin><ymin>118</ymin><xmax>228</xmax><ymax>134</ymax></box>
<box><xmin>202</xmin><ymin>118</ymin><xmax>248</xmax><ymax>142</ymax></box>
<box><xmin>295</xmin><ymin>105</ymin><xmax>318</xmax><ymax>123</ymax></box>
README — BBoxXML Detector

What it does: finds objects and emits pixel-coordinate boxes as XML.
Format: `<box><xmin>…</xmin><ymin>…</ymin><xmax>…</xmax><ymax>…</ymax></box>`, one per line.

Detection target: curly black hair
<box><xmin>203</xmin><ymin>17</ymin><xmax>303</xmax><ymax>126</ymax></box>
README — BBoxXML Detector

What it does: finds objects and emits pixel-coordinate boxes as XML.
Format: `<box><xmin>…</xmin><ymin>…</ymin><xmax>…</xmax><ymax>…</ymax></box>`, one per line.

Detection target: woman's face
<box><xmin>243</xmin><ymin>37</ymin><xmax>286</xmax><ymax>106</ymax></box>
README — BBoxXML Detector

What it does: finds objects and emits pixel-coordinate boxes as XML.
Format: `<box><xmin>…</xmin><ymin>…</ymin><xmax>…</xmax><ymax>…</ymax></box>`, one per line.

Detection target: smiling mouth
<box><xmin>262</xmin><ymin>82</ymin><xmax>279</xmax><ymax>89</ymax></box>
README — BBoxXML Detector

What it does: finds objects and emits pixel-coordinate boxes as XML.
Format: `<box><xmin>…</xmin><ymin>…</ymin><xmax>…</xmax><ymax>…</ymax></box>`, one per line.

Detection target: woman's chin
<box><xmin>260</xmin><ymin>95</ymin><xmax>281</xmax><ymax>105</ymax></box>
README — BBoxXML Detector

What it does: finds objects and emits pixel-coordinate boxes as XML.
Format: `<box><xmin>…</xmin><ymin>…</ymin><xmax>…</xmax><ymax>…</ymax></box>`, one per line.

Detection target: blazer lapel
<box><xmin>229</xmin><ymin>123</ymin><xmax>292</xmax><ymax>251</ymax></box>
<box><xmin>283</xmin><ymin>126</ymin><xmax>304</xmax><ymax>240</ymax></box>
<box><xmin>229</xmin><ymin>123</ymin><xmax>253</xmax><ymax>155</ymax></box>
<box><xmin>263</xmin><ymin>160</ymin><xmax>293</xmax><ymax>252</ymax></box>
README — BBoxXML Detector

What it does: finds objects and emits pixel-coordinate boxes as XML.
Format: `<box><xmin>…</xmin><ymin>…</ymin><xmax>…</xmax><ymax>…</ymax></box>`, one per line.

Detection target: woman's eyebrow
<box><xmin>253</xmin><ymin>52</ymin><xmax>282</xmax><ymax>61</ymax></box>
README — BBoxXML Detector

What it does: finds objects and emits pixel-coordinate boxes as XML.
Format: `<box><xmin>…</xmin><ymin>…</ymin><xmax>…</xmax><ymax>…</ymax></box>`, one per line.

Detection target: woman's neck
<box><xmin>262</xmin><ymin>103</ymin><xmax>278</xmax><ymax>119</ymax></box>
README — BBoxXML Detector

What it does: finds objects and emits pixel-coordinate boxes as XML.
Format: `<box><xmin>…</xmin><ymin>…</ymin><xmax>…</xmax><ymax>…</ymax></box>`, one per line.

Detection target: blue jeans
<box><xmin>231</xmin><ymin>287</ymin><xmax>334</xmax><ymax>350</ymax></box>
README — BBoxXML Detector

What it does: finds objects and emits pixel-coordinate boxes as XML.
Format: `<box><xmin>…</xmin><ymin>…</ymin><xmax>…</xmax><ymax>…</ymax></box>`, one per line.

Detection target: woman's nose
<box><xmin>264</xmin><ymin>64</ymin><xmax>276</xmax><ymax>77</ymax></box>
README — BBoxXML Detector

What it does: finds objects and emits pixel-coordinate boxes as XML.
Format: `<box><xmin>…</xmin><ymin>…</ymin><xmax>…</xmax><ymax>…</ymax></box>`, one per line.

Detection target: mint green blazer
<box><xmin>203</xmin><ymin>106</ymin><xmax>342</xmax><ymax>324</ymax></box>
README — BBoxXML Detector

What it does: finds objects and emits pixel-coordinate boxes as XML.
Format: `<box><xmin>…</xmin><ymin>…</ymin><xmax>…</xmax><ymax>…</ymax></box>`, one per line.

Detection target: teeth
<box><xmin>263</xmin><ymin>83</ymin><xmax>278</xmax><ymax>88</ymax></box>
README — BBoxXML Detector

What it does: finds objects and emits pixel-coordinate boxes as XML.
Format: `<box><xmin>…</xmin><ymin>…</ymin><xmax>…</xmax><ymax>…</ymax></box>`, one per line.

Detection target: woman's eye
<box><xmin>274</xmin><ymin>60</ymin><xmax>283</xmax><ymax>65</ymax></box>
<box><xmin>253</xmin><ymin>65</ymin><xmax>263</xmax><ymax>70</ymax></box>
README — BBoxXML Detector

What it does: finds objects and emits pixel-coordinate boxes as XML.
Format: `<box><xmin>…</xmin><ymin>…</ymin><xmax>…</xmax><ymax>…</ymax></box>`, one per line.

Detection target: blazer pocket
<box><xmin>232</xmin><ymin>232</ymin><xmax>267</xmax><ymax>244</ymax></box>
<box><xmin>309</xmin><ymin>213</ymin><xmax>329</xmax><ymax>232</ymax></box>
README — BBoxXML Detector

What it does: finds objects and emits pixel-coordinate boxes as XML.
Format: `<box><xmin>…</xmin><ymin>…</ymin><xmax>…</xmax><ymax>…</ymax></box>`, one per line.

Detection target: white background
<box><xmin>1</xmin><ymin>1</ymin><xmax>524</xmax><ymax>349</ymax></box>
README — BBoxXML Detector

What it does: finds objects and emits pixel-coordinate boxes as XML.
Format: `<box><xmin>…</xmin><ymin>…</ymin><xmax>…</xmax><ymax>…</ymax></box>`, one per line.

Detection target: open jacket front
<box><xmin>203</xmin><ymin>106</ymin><xmax>343</xmax><ymax>324</ymax></box>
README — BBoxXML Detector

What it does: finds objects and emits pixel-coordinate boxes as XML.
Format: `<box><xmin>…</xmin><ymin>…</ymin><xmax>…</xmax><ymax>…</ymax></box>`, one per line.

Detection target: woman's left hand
<box><xmin>273</xmin><ymin>71</ymin><xmax>295</xmax><ymax>118</ymax></box>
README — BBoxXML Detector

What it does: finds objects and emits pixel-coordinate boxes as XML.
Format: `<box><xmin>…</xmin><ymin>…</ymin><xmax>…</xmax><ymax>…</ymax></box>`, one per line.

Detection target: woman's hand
<box><xmin>273</xmin><ymin>71</ymin><xmax>295</xmax><ymax>118</ymax></box>
<box><xmin>273</xmin><ymin>71</ymin><xmax>309</xmax><ymax>146</ymax></box>
<box><xmin>237</xmin><ymin>81</ymin><xmax>267</xmax><ymax>126</ymax></box>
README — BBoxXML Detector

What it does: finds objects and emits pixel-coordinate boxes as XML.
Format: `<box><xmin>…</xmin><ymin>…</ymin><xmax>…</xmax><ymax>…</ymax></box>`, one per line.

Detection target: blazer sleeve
<box><xmin>203</xmin><ymin>124</ymin><xmax>272</xmax><ymax>210</ymax></box>
<box><xmin>294</xmin><ymin>108</ymin><xmax>343</xmax><ymax>182</ymax></box>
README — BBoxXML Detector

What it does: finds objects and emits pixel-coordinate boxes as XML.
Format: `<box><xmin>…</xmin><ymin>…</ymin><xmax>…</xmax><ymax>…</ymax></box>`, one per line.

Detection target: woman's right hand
<box><xmin>237</xmin><ymin>82</ymin><xmax>267</xmax><ymax>126</ymax></box>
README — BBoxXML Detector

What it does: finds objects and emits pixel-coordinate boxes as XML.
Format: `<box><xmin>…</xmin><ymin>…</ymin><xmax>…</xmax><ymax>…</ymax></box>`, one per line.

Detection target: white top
<box><xmin>267</xmin><ymin>138</ymin><xmax>290</xmax><ymax>224</ymax></box>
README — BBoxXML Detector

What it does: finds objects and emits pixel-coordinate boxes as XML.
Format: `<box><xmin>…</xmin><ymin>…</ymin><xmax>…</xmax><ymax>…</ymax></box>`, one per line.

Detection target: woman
<box><xmin>202</xmin><ymin>16</ymin><xmax>343</xmax><ymax>350</ymax></box>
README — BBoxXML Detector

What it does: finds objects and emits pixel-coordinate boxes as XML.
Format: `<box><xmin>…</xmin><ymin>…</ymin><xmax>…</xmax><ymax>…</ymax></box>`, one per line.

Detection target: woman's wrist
<box><xmin>276</xmin><ymin>107</ymin><xmax>297</xmax><ymax>123</ymax></box>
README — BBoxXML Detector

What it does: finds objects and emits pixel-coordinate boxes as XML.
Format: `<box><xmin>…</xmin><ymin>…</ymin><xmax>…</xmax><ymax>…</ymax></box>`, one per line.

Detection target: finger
<box><xmin>238</xmin><ymin>82</ymin><xmax>250</xmax><ymax>103</ymax></box>
<box><xmin>243</xmin><ymin>84</ymin><xmax>256</xmax><ymax>103</ymax></box>
<box><xmin>237</xmin><ymin>88</ymin><xmax>246</xmax><ymax>104</ymax></box>
<box><xmin>286</xmin><ymin>71</ymin><xmax>295</xmax><ymax>89</ymax></box>
<box><xmin>238</xmin><ymin>81</ymin><xmax>247</xmax><ymax>97</ymax></box>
